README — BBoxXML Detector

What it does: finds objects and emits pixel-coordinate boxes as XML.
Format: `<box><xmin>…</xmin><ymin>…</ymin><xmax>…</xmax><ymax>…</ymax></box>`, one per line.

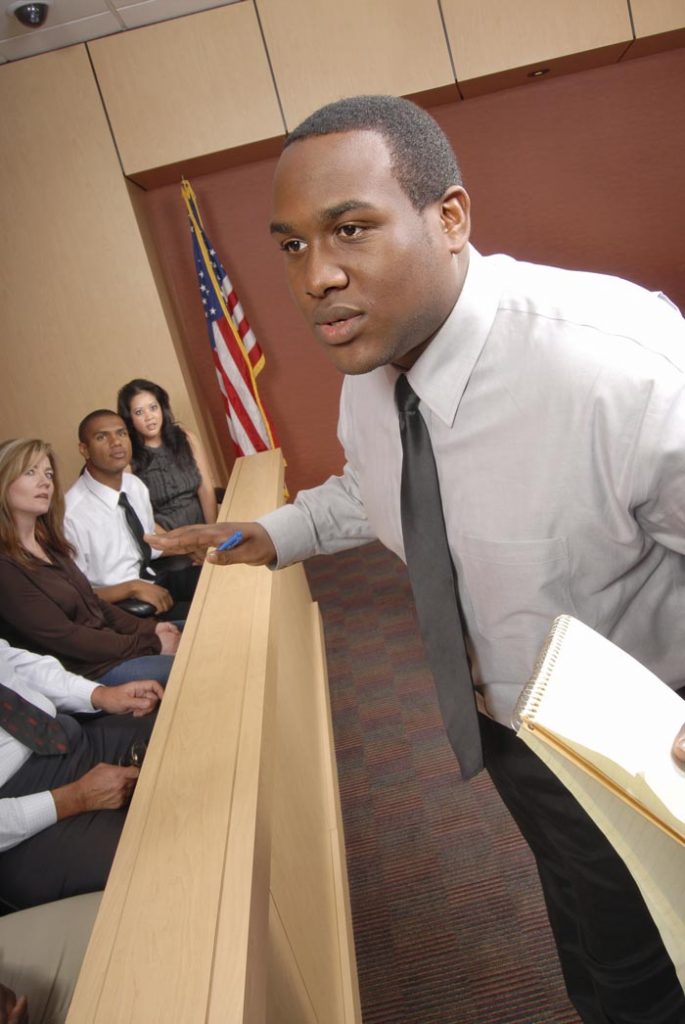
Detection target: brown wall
<box><xmin>141</xmin><ymin>47</ymin><xmax>685</xmax><ymax>496</ymax></box>
<box><xmin>0</xmin><ymin>46</ymin><xmax>207</xmax><ymax>488</ymax></box>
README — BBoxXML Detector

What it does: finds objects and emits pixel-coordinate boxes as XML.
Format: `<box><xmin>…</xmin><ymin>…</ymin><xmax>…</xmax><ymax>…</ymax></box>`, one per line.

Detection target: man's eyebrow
<box><xmin>320</xmin><ymin>200</ymin><xmax>378</xmax><ymax>222</ymax></box>
<box><xmin>269</xmin><ymin>200</ymin><xmax>379</xmax><ymax>236</ymax></box>
<box><xmin>270</xmin><ymin>220</ymin><xmax>294</xmax><ymax>236</ymax></box>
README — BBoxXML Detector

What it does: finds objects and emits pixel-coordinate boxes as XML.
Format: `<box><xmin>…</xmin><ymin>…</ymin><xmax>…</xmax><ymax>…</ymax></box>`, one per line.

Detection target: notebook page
<box><xmin>519</xmin><ymin>726</ymin><xmax>685</xmax><ymax>990</ymax></box>
<box><xmin>518</xmin><ymin>616</ymin><xmax>685</xmax><ymax>828</ymax></box>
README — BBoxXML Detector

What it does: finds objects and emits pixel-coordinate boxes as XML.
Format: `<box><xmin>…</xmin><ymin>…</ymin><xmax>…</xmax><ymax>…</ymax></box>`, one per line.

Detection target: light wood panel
<box><xmin>631</xmin><ymin>0</ymin><xmax>685</xmax><ymax>36</ymax></box>
<box><xmin>67</xmin><ymin>449</ymin><xmax>360</xmax><ymax>1022</ymax></box>
<box><xmin>88</xmin><ymin>3</ymin><xmax>285</xmax><ymax>180</ymax></box>
<box><xmin>442</xmin><ymin>0</ymin><xmax>633</xmax><ymax>96</ymax></box>
<box><xmin>67</xmin><ymin>452</ymin><xmax>282</xmax><ymax>1023</ymax></box>
<box><xmin>256</xmin><ymin>0</ymin><xmax>458</xmax><ymax>130</ymax></box>
<box><xmin>0</xmin><ymin>46</ymin><xmax>204</xmax><ymax>486</ymax></box>
<box><xmin>267</xmin><ymin>568</ymin><xmax>361</xmax><ymax>1022</ymax></box>
<box><xmin>625</xmin><ymin>0</ymin><xmax>685</xmax><ymax>57</ymax></box>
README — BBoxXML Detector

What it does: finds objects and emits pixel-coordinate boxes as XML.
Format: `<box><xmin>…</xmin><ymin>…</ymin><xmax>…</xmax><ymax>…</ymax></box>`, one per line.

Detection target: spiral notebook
<box><xmin>513</xmin><ymin>614</ymin><xmax>685</xmax><ymax>843</ymax></box>
<box><xmin>513</xmin><ymin>615</ymin><xmax>685</xmax><ymax>986</ymax></box>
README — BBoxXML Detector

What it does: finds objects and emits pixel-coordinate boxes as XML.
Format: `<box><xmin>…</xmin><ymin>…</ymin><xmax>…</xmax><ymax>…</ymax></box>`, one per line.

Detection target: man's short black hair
<box><xmin>78</xmin><ymin>409</ymin><xmax>121</xmax><ymax>443</ymax></box>
<box><xmin>285</xmin><ymin>95</ymin><xmax>463</xmax><ymax>211</ymax></box>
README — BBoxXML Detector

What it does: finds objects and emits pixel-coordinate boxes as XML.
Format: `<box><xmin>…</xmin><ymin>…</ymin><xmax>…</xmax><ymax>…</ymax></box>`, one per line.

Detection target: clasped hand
<box><xmin>91</xmin><ymin>678</ymin><xmax>163</xmax><ymax>717</ymax></box>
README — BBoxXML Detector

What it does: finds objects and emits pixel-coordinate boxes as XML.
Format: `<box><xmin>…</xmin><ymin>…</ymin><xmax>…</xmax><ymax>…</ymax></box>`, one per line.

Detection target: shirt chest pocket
<box><xmin>455</xmin><ymin>535</ymin><xmax>577</xmax><ymax>642</ymax></box>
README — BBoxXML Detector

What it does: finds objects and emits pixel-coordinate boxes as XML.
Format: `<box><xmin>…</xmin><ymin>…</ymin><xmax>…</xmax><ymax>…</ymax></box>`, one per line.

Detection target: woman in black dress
<box><xmin>117</xmin><ymin>379</ymin><xmax>217</xmax><ymax>531</ymax></box>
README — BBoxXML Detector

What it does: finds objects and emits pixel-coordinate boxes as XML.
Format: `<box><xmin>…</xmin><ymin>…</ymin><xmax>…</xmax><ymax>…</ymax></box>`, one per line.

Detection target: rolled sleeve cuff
<box><xmin>256</xmin><ymin>505</ymin><xmax>318</xmax><ymax>569</ymax></box>
<box><xmin>24</xmin><ymin>790</ymin><xmax>58</xmax><ymax>834</ymax></box>
<box><xmin>1</xmin><ymin>792</ymin><xmax>58</xmax><ymax>853</ymax></box>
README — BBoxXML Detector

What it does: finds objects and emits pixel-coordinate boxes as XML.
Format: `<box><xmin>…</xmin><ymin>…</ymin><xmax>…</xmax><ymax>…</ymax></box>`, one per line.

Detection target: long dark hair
<box><xmin>0</xmin><ymin>438</ymin><xmax>75</xmax><ymax>566</ymax></box>
<box><xmin>117</xmin><ymin>379</ymin><xmax>196</xmax><ymax>473</ymax></box>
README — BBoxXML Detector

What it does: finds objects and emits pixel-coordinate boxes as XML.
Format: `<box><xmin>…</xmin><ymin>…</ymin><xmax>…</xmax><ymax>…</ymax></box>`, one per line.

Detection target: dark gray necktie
<box><xmin>396</xmin><ymin>374</ymin><xmax>483</xmax><ymax>779</ymax></box>
<box><xmin>118</xmin><ymin>492</ymin><xmax>154</xmax><ymax>580</ymax></box>
<box><xmin>0</xmin><ymin>682</ymin><xmax>70</xmax><ymax>755</ymax></box>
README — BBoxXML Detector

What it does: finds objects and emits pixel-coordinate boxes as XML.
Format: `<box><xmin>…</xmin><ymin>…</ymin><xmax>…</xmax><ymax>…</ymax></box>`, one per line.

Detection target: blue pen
<box><xmin>217</xmin><ymin>530</ymin><xmax>244</xmax><ymax>552</ymax></box>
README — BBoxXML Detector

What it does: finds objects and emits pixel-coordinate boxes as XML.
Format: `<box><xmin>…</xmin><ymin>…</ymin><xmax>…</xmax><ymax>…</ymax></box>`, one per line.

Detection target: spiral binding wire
<box><xmin>511</xmin><ymin>614</ymin><xmax>571</xmax><ymax>730</ymax></box>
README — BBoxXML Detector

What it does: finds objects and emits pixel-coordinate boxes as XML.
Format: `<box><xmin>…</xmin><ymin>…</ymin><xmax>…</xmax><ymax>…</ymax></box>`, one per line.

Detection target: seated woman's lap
<box><xmin>97</xmin><ymin>654</ymin><xmax>174</xmax><ymax>686</ymax></box>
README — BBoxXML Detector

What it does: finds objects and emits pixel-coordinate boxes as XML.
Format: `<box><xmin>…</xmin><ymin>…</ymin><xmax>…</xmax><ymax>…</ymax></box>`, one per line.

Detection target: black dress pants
<box><xmin>479</xmin><ymin>714</ymin><xmax>684</xmax><ymax>1024</ymax></box>
<box><xmin>154</xmin><ymin>555</ymin><xmax>201</xmax><ymax>621</ymax></box>
<box><xmin>0</xmin><ymin>711</ymin><xmax>156</xmax><ymax>911</ymax></box>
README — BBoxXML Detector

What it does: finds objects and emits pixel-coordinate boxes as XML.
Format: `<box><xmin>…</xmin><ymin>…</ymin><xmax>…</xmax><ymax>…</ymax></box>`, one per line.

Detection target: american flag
<box><xmin>181</xmin><ymin>178</ymin><xmax>278</xmax><ymax>456</ymax></box>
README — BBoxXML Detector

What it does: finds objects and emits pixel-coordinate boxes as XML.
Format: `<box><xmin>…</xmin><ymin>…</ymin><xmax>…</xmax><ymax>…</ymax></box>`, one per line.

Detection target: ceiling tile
<box><xmin>0</xmin><ymin>0</ymin><xmax>241</xmax><ymax>59</ymax></box>
<box><xmin>1</xmin><ymin>0</ymin><xmax>112</xmax><ymax>39</ymax></box>
<box><xmin>0</xmin><ymin>10</ymin><xmax>121</xmax><ymax>58</ymax></box>
<box><xmin>115</xmin><ymin>0</ymin><xmax>239</xmax><ymax>29</ymax></box>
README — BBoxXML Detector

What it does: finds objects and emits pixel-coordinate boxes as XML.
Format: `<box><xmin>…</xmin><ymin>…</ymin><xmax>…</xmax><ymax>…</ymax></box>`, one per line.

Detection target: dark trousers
<box><xmin>155</xmin><ymin>556</ymin><xmax>201</xmax><ymax>621</ymax></box>
<box><xmin>479</xmin><ymin>714</ymin><xmax>685</xmax><ymax>1024</ymax></box>
<box><xmin>0</xmin><ymin>711</ymin><xmax>155</xmax><ymax>911</ymax></box>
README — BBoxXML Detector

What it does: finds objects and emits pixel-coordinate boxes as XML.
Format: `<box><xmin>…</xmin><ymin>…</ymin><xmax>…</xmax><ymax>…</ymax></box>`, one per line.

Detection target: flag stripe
<box><xmin>212</xmin><ymin>324</ymin><xmax>271</xmax><ymax>450</ymax></box>
<box><xmin>181</xmin><ymin>178</ymin><xmax>278</xmax><ymax>458</ymax></box>
<box><xmin>212</xmin><ymin>350</ymin><xmax>266</xmax><ymax>454</ymax></box>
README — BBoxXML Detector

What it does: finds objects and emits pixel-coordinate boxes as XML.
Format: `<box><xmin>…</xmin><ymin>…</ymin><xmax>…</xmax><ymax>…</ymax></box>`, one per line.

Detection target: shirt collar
<box><xmin>82</xmin><ymin>467</ymin><xmax>125</xmax><ymax>510</ymax></box>
<box><xmin>405</xmin><ymin>246</ymin><xmax>504</xmax><ymax>427</ymax></box>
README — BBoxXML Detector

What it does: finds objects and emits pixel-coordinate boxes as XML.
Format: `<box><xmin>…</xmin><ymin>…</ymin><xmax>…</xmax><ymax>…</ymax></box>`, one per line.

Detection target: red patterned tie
<box><xmin>0</xmin><ymin>682</ymin><xmax>70</xmax><ymax>755</ymax></box>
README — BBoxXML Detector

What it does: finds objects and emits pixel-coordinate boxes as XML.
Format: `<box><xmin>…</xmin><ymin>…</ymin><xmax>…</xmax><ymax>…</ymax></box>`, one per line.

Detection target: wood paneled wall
<box><xmin>442</xmin><ymin>0</ymin><xmax>632</xmax><ymax>96</ymax></box>
<box><xmin>255</xmin><ymin>0</ymin><xmax>457</xmax><ymax>129</ymax></box>
<box><xmin>85</xmin><ymin>0</ymin><xmax>685</xmax><ymax>183</ymax></box>
<box><xmin>628</xmin><ymin>0</ymin><xmax>685</xmax><ymax>56</ymax></box>
<box><xmin>0</xmin><ymin>46</ymin><xmax>218</xmax><ymax>487</ymax></box>
<box><xmin>88</xmin><ymin>4</ymin><xmax>284</xmax><ymax>179</ymax></box>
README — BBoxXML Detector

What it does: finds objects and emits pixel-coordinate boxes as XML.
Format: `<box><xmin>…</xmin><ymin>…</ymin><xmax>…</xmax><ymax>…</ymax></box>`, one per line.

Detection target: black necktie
<box><xmin>118</xmin><ymin>492</ymin><xmax>154</xmax><ymax>580</ymax></box>
<box><xmin>0</xmin><ymin>682</ymin><xmax>70</xmax><ymax>755</ymax></box>
<box><xmin>396</xmin><ymin>374</ymin><xmax>483</xmax><ymax>779</ymax></box>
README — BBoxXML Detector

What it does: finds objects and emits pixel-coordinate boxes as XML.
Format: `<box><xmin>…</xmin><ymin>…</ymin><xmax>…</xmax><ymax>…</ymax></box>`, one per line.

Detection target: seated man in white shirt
<box><xmin>64</xmin><ymin>410</ymin><xmax>198</xmax><ymax>619</ymax></box>
<box><xmin>0</xmin><ymin>640</ymin><xmax>162</xmax><ymax>911</ymax></box>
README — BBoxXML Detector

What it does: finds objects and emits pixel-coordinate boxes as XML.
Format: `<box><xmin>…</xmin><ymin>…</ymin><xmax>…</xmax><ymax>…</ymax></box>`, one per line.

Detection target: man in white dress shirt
<box><xmin>65</xmin><ymin>410</ymin><xmax>197</xmax><ymax>620</ymax></box>
<box><xmin>0</xmin><ymin>640</ymin><xmax>162</xmax><ymax>910</ymax></box>
<box><xmin>150</xmin><ymin>96</ymin><xmax>685</xmax><ymax>1022</ymax></box>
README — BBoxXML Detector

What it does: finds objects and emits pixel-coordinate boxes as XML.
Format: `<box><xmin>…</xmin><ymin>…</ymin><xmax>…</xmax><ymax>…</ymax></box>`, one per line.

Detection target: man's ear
<box><xmin>439</xmin><ymin>186</ymin><xmax>471</xmax><ymax>255</ymax></box>
<box><xmin>78</xmin><ymin>441</ymin><xmax>89</xmax><ymax>462</ymax></box>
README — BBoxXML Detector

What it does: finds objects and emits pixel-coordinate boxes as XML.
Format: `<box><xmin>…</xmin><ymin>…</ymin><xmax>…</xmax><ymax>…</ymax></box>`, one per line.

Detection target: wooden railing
<box><xmin>66</xmin><ymin>449</ymin><xmax>361</xmax><ymax>1023</ymax></box>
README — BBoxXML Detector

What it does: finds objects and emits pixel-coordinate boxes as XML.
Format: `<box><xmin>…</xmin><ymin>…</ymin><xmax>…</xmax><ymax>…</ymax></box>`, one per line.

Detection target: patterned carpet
<box><xmin>305</xmin><ymin>542</ymin><xmax>581</xmax><ymax>1024</ymax></box>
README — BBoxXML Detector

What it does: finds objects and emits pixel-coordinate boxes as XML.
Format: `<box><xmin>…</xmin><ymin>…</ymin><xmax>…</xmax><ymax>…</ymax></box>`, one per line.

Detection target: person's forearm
<box><xmin>198</xmin><ymin>481</ymin><xmax>218</xmax><ymax>523</ymax></box>
<box><xmin>94</xmin><ymin>581</ymin><xmax>142</xmax><ymax>604</ymax></box>
<box><xmin>258</xmin><ymin>469</ymin><xmax>376</xmax><ymax>568</ymax></box>
<box><xmin>2</xmin><ymin>646</ymin><xmax>97</xmax><ymax>712</ymax></box>
<box><xmin>51</xmin><ymin>780</ymin><xmax>86</xmax><ymax>820</ymax></box>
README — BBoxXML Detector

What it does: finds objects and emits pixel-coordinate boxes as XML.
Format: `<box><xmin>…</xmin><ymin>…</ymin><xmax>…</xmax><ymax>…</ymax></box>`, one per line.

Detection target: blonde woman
<box><xmin>0</xmin><ymin>439</ymin><xmax>179</xmax><ymax>684</ymax></box>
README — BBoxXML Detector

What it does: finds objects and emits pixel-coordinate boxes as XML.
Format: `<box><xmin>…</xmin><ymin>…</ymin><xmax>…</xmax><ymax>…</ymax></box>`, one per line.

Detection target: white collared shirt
<box><xmin>64</xmin><ymin>468</ymin><xmax>159</xmax><ymax>587</ymax></box>
<box><xmin>0</xmin><ymin>642</ymin><xmax>97</xmax><ymax>851</ymax></box>
<box><xmin>259</xmin><ymin>247</ymin><xmax>685</xmax><ymax>726</ymax></box>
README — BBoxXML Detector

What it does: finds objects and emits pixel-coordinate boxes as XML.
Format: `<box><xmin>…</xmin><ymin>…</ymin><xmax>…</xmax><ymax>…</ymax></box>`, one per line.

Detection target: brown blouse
<box><xmin>0</xmin><ymin>551</ymin><xmax>161</xmax><ymax>680</ymax></box>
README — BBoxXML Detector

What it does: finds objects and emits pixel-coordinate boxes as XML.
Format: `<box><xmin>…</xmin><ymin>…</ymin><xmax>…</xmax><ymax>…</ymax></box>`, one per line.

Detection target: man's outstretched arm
<box><xmin>147</xmin><ymin>463</ymin><xmax>376</xmax><ymax>569</ymax></box>
<box><xmin>148</xmin><ymin>521</ymin><xmax>277</xmax><ymax>567</ymax></box>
